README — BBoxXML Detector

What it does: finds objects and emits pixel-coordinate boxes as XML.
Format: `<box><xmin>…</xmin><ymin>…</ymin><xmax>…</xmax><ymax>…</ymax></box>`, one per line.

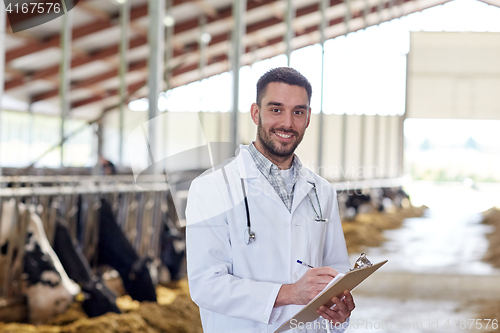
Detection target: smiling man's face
<box><xmin>251</xmin><ymin>82</ymin><xmax>311</xmax><ymax>168</ymax></box>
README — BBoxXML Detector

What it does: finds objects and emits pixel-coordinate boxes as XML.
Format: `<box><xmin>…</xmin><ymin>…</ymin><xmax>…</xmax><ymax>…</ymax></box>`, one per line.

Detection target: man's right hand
<box><xmin>274</xmin><ymin>267</ymin><xmax>338</xmax><ymax>307</ymax></box>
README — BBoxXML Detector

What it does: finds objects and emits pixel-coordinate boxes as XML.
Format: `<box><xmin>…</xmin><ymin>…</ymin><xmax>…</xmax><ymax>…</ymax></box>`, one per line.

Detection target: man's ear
<box><xmin>250</xmin><ymin>103</ymin><xmax>260</xmax><ymax>125</ymax></box>
<box><xmin>305</xmin><ymin>107</ymin><xmax>312</xmax><ymax>128</ymax></box>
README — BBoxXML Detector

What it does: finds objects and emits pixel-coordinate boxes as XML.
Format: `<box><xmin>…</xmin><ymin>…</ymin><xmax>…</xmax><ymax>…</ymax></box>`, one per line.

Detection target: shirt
<box><xmin>248</xmin><ymin>142</ymin><xmax>302</xmax><ymax>212</ymax></box>
<box><xmin>280</xmin><ymin>168</ymin><xmax>294</xmax><ymax>194</ymax></box>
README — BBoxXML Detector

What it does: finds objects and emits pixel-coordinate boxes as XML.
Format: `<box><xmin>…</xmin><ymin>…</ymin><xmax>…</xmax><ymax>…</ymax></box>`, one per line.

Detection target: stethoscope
<box><xmin>306</xmin><ymin>181</ymin><xmax>328</xmax><ymax>223</ymax></box>
<box><xmin>240</xmin><ymin>179</ymin><xmax>326</xmax><ymax>245</ymax></box>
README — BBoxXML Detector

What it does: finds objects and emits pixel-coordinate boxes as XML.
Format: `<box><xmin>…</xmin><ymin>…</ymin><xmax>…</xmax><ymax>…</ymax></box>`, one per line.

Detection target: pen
<box><xmin>296</xmin><ymin>260</ymin><xmax>314</xmax><ymax>268</ymax></box>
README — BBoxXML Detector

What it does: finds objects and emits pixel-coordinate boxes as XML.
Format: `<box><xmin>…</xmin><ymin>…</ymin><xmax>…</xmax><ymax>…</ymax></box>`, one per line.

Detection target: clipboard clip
<box><xmin>350</xmin><ymin>252</ymin><xmax>373</xmax><ymax>271</ymax></box>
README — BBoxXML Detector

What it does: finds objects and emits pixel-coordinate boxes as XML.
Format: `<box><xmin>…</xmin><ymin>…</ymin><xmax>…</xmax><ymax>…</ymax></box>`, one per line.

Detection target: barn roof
<box><xmin>3</xmin><ymin>0</ymin><xmax>500</xmax><ymax>120</ymax></box>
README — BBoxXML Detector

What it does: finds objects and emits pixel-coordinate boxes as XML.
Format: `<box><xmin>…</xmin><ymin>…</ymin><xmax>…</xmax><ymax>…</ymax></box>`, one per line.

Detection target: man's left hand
<box><xmin>316</xmin><ymin>290</ymin><xmax>355</xmax><ymax>325</ymax></box>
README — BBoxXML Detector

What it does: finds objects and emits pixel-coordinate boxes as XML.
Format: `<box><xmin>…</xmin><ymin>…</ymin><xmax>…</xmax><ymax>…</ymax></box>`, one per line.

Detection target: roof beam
<box><xmin>194</xmin><ymin>0</ymin><xmax>218</xmax><ymax>17</ymax></box>
<box><xmin>6</xmin><ymin>20</ymin><xmax>115</xmax><ymax>63</ymax></box>
<box><xmin>71</xmin><ymin>79</ymin><xmax>146</xmax><ymax>109</ymax></box>
<box><xmin>4</xmin><ymin>0</ymin><xmax>202</xmax><ymax>63</ymax></box>
<box><xmin>5</xmin><ymin>35</ymin><xmax>148</xmax><ymax>90</ymax></box>
<box><xmin>5</xmin><ymin>0</ymin><xmax>276</xmax><ymax>64</ymax></box>
<box><xmin>70</xmin><ymin>0</ymin><xmax>425</xmax><ymax>109</ymax></box>
<box><xmin>4</xmin><ymin>0</ymin><xmax>280</xmax><ymax>90</ymax></box>
<box><xmin>23</xmin><ymin>0</ymin><xmax>338</xmax><ymax>98</ymax></box>
<box><xmin>67</xmin><ymin>17</ymin><xmax>339</xmax><ymax>108</ymax></box>
<box><xmin>31</xmin><ymin>59</ymin><xmax>148</xmax><ymax>102</ymax></box>
<box><xmin>77</xmin><ymin>2</ymin><xmax>111</xmax><ymax>21</ymax></box>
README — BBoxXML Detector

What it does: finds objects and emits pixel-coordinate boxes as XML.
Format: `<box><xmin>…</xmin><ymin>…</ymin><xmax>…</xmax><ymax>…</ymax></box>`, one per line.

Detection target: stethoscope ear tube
<box><xmin>307</xmin><ymin>181</ymin><xmax>325</xmax><ymax>222</ymax></box>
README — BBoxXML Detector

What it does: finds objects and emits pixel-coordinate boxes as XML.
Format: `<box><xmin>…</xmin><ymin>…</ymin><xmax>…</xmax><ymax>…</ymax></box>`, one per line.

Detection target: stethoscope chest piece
<box><xmin>244</xmin><ymin>227</ymin><xmax>256</xmax><ymax>245</ymax></box>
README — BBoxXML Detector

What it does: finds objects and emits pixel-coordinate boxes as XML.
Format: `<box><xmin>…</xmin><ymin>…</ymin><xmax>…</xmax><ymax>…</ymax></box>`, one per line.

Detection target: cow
<box><xmin>22</xmin><ymin>204</ymin><xmax>80</xmax><ymax>325</ymax></box>
<box><xmin>53</xmin><ymin>221</ymin><xmax>121</xmax><ymax>317</ymax></box>
<box><xmin>97</xmin><ymin>199</ymin><xmax>157</xmax><ymax>302</ymax></box>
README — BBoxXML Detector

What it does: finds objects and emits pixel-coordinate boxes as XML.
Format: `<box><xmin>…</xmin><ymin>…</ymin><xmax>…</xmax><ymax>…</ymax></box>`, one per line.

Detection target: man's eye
<box><xmin>294</xmin><ymin>110</ymin><xmax>304</xmax><ymax>114</ymax></box>
<box><xmin>271</xmin><ymin>108</ymin><xmax>280</xmax><ymax>112</ymax></box>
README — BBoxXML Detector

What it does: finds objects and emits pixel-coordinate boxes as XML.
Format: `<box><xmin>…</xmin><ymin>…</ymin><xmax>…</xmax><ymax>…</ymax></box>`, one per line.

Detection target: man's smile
<box><xmin>274</xmin><ymin>131</ymin><xmax>294</xmax><ymax>142</ymax></box>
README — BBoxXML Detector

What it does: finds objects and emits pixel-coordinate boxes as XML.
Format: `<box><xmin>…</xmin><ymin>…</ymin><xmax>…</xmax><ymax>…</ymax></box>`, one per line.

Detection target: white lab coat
<box><xmin>186</xmin><ymin>145</ymin><xmax>351</xmax><ymax>333</ymax></box>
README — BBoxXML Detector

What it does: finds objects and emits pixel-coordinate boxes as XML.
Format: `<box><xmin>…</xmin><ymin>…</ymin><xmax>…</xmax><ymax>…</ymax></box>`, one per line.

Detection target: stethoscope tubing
<box><xmin>240</xmin><ymin>178</ymin><xmax>251</xmax><ymax>229</ymax></box>
<box><xmin>241</xmin><ymin>178</ymin><xmax>324</xmax><ymax>244</ymax></box>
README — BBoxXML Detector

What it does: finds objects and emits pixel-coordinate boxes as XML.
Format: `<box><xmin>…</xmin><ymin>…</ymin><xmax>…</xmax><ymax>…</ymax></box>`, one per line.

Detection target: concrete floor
<box><xmin>349</xmin><ymin>296</ymin><xmax>477</xmax><ymax>333</ymax></box>
<box><xmin>346</xmin><ymin>186</ymin><xmax>500</xmax><ymax>333</ymax></box>
<box><xmin>352</xmin><ymin>207</ymin><xmax>498</xmax><ymax>275</ymax></box>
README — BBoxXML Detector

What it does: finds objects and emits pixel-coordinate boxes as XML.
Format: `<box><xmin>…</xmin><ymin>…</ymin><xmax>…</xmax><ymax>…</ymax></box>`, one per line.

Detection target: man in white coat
<box><xmin>186</xmin><ymin>67</ymin><xmax>354</xmax><ymax>333</ymax></box>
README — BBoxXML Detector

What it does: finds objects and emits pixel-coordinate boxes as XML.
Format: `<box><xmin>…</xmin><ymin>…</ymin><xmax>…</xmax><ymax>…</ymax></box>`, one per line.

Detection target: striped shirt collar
<box><xmin>247</xmin><ymin>142</ymin><xmax>302</xmax><ymax>212</ymax></box>
<box><xmin>248</xmin><ymin>142</ymin><xmax>302</xmax><ymax>178</ymax></box>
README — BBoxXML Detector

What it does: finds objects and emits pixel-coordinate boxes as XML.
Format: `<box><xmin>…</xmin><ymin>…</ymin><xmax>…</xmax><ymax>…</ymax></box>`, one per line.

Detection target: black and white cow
<box><xmin>53</xmin><ymin>221</ymin><xmax>121</xmax><ymax>317</ymax></box>
<box><xmin>22</xmin><ymin>205</ymin><xmax>80</xmax><ymax>325</ymax></box>
<box><xmin>98</xmin><ymin>199</ymin><xmax>157</xmax><ymax>302</ymax></box>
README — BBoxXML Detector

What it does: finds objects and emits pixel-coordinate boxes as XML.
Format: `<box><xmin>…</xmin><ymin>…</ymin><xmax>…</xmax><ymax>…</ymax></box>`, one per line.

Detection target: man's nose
<box><xmin>282</xmin><ymin>110</ymin><xmax>294</xmax><ymax>128</ymax></box>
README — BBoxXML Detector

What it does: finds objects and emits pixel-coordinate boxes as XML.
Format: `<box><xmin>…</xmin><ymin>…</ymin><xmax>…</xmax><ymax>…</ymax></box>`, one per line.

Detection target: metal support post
<box><xmin>344</xmin><ymin>0</ymin><xmax>351</xmax><ymax>34</ymax></box>
<box><xmin>359</xmin><ymin>114</ymin><xmax>366</xmax><ymax>179</ymax></box>
<box><xmin>28</xmin><ymin>103</ymin><xmax>34</xmax><ymax>163</ymax></box>
<box><xmin>341</xmin><ymin>113</ymin><xmax>348</xmax><ymax>180</ymax></box>
<box><xmin>230</xmin><ymin>0</ymin><xmax>246</xmax><ymax>152</ymax></box>
<box><xmin>359</xmin><ymin>1</ymin><xmax>369</xmax><ymax>180</ymax></box>
<box><xmin>317</xmin><ymin>0</ymin><xmax>327</xmax><ymax>176</ymax></box>
<box><xmin>0</xmin><ymin>2</ymin><xmax>5</xmax><ymax>177</ymax></box>
<box><xmin>199</xmin><ymin>15</ymin><xmax>208</xmax><ymax>80</ymax></box>
<box><xmin>398</xmin><ymin>114</ymin><xmax>405</xmax><ymax>177</ymax></box>
<box><xmin>92</xmin><ymin>121</ymin><xmax>103</xmax><ymax>176</ymax></box>
<box><xmin>59</xmin><ymin>7</ymin><xmax>72</xmax><ymax>167</ymax></box>
<box><xmin>398</xmin><ymin>0</ymin><xmax>405</xmax><ymax>19</ymax></box>
<box><xmin>285</xmin><ymin>0</ymin><xmax>294</xmax><ymax>66</ymax></box>
<box><xmin>119</xmin><ymin>0</ymin><xmax>130</xmax><ymax>167</ymax></box>
<box><xmin>164</xmin><ymin>0</ymin><xmax>174</xmax><ymax>90</ymax></box>
<box><xmin>147</xmin><ymin>0</ymin><xmax>165</xmax><ymax>174</ymax></box>
<box><xmin>373</xmin><ymin>115</ymin><xmax>380</xmax><ymax>179</ymax></box>
<box><xmin>198</xmin><ymin>14</ymin><xmax>208</xmax><ymax>166</ymax></box>
<box><xmin>96</xmin><ymin>121</ymin><xmax>103</xmax><ymax>160</ymax></box>
<box><xmin>378</xmin><ymin>0</ymin><xmax>384</xmax><ymax>24</ymax></box>
<box><xmin>340</xmin><ymin>0</ymin><xmax>350</xmax><ymax>180</ymax></box>
<box><xmin>163</xmin><ymin>0</ymin><xmax>174</xmax><ymax>166</ymax></box>
<box><xmin>363</xmin><ymin>0</ymin><xmax>370</xmax><ymax>28</ymax></box>
<box><xmin>389</xmin><ymin>0</ymin><xmax>396</xmax><ymax>20</ymax></box>
<box><xmin>385</xmin><ymin>115</ymin><xmax>391</xmax><ymax>178</ymax></box>
<box><xmin>399</xmin><ymin>53</ymin><xmax>410</xmax><ymax>177</ymax></box>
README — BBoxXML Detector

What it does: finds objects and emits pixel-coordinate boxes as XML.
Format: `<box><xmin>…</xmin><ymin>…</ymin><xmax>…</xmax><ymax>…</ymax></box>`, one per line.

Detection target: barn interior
<box><xmin>1</xmin><ymin>0</ymin><xmax>500</xmax><ymax>332</ymax></box>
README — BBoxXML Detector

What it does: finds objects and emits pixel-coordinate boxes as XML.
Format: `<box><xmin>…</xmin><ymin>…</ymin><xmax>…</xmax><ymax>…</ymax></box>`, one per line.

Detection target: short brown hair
<box><xmin>256</xmin><ymin>67</ymin><xmax>312</xmax><ymax>106</ymax></box>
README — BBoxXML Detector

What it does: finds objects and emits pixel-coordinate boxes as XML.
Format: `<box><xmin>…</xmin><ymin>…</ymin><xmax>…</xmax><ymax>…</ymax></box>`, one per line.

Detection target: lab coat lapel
<box><xmin>290</xmin><ymin>168</ymin><xmax>316</xmax><ymax>215</ymax></box>
<box><xmin>235</xmin><ymin>145</ymin><xmax>258</xmax><ymax>180</ymax></box>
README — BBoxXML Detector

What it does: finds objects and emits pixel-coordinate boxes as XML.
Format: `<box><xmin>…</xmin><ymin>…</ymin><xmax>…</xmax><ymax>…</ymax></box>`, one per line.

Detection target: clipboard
<box><xmin>274</xmin><ymin>260</ymin><xmax>388</xmax><ymax>333</ymax></box>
